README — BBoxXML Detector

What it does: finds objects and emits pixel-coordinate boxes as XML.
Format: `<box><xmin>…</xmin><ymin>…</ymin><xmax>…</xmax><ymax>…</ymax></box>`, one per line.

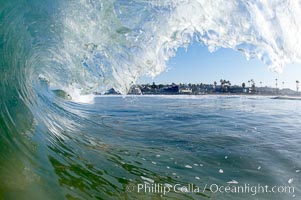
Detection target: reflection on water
<box><xmin>23</xmin><ymin>95</ymin><xmax>298</xmax><ymax>199</ymax></box>
<box><xmin>1</xmin><ymin>95</ymin><xmax>301</xmax><ymax>199</ymax></box>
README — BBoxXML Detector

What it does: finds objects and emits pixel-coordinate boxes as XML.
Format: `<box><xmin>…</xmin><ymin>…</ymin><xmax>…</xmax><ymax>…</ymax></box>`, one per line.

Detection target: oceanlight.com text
<box><xmin>125</xmin><ymin>183</ymin><xmax>295</xmax><ymax>196</ymax></box>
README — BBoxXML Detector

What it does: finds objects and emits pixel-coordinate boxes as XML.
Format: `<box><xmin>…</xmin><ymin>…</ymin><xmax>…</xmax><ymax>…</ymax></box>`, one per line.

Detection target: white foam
<box><xmin>67</xmin><ymin>87</ymin><xmax>95</xmax><ymax>104</ymax></box>
<box><xmin>45</xmin><ymin>0</ymin><xmax>301</xmax><ymax>94</ymax></box>
<box><xmin>141</xmin><ymin>176</ymin><xmax>154</xmax><ymax>183</ymax></box>
<box><xmin>227</xmin><ymin>180</ymin><xmax>238</xmax><ymax>184</ymax></box>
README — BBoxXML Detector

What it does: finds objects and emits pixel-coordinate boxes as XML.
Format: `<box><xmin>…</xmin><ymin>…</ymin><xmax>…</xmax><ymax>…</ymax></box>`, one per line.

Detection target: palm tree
<box><xmin>152</xmin><ymin>82</ymin><xmax>156</xmax><ymax>89</ymax></box>
<box><xmin>282</xmin><ymin>81</ymin><xmax>285</xmax><ymax>89</ymax></box>
<box><xmin>275</xmin><ymin>78</ymin><xmax>278</xmax><ymax>94</ymax></box>
<box><xmin>227</xmin><ymin>80</ymin><xmax>231</xmax><ymax>86</ymax></box>
<box><xmin>220</xmin><ymin>79</ymin><xmax>224</xmax><ymax>92</ymax></box>
<box><xmin>259</xmin><ymin>81</ymin><xmax>262</xmax><ymax>93</ymax></box>
<box><xmin>296</xmin><ymin>80</ymin><xmax>300</xmax><ymax>92</ymax></box>
<box><xmin>226</xmin><ymin>80</ymin><xmax>231</xmax><ymax>92</ymax></box>
<box><xmin>250</xmin><ymin>79</ymin><xmax>256</xmax><ymax>93</ymax></box>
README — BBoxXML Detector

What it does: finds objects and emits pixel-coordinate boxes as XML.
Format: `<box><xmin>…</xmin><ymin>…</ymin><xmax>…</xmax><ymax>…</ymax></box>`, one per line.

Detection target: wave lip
<box><xmin>2</xmin><ymin>1</ymin><xmax>301</xmax><ymax>98</ymax></box>
<box><xmin>54</xmin><ymin>0</ymin><xmax>301</xmax><ymax>94</ymax></box>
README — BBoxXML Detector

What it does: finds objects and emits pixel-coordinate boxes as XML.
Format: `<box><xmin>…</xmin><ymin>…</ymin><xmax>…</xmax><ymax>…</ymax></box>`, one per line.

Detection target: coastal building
<box><xmin>179</xmin><ymin>88</ymin><xmax>193</xmax><ymax>94</ymax></box>
<box><xmin>102</xmin><ymin>82</ymin><xmax>300</xmax><ymax>96</ymax></box>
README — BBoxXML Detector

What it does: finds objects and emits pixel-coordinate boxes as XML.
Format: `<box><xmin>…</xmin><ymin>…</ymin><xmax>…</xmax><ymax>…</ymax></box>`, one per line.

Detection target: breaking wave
<box><xmin>2</xmin><ymin>0</ymin><xmax>301</xmax><ymax>97</ymax></box>
<box><xmin>1</xmin><ymin>0</ymin><xmax>301</xmax><ymax>198</ymax></box>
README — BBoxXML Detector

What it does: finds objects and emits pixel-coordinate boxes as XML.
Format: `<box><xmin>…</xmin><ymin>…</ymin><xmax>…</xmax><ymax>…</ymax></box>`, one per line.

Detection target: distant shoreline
<box><xmin>101</xmin><ymin>83</ymin><xmax>301</xmax><ymax>96</ymax></box>
<box><xmin>97</xmin><ymin>93</ymin><xmax>301</xmax><ymax>98</ymax></box>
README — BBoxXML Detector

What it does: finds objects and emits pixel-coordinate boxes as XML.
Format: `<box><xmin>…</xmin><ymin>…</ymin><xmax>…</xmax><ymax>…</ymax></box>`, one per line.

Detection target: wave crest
<box><xmin>50</xmin><ymin>0</ymin><xmax>301</xmax><ymax>95</ymax></box>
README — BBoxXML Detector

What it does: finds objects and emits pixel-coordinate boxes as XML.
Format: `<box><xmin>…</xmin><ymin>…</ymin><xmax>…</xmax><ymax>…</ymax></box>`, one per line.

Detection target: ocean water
<box><xmin>1</xmin><ymin>0</ymin><xmax>301</xmax><ymax>199</ymax></box>
<box><xmin>2</xmin><ymin>95</ymin><xmax>301</xmax><ymax>199</ymax></box>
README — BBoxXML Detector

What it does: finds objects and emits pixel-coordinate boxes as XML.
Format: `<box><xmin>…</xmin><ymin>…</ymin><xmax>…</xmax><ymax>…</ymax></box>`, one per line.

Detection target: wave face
<box><xmin>2</xmin><ymin>0</ymin><xmax>301</xmax><ymax>95</ymax></box>
<box><xmin>46</xmin><ymin>0</ymin><xmax>301</xmax><ymax>94</ymax></box>
<box><xmin>1</xmin><ymin>0</ymin><xmax>301</xmax><ymax>198</ymax></box>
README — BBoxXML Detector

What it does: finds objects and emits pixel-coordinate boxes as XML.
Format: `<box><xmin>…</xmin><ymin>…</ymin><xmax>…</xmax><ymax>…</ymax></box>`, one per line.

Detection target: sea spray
<box><xmin>57</xmin><ymin>0</ymin><xmax>301</xmax><ymax>95</ymax></box>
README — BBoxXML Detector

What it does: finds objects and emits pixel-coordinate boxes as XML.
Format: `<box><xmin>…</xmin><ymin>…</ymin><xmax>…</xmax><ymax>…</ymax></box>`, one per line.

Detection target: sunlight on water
<box><xmin>1</xmin><ymin>0</ymin><xmax>301</xmax><ymax>199</ymax></box>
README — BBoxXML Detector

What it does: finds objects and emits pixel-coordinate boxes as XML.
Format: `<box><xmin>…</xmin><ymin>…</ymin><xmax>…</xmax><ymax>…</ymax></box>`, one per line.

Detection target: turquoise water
<box><xmin>2</xmin><ymin>95</ymin><xmax>300</xmax><ymax>199</ymax></box>
<box><xmin>1</xmin><ymin>0</ymin><xmax>301</xmax><ymax>199</ymax></box>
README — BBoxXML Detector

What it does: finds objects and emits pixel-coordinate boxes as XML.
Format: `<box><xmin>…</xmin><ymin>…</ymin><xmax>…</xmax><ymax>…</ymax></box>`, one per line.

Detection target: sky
<box><xmin>139</xmin><ymin>43</ymin><xmax>301</xmax><ymax>90</ymax></box>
